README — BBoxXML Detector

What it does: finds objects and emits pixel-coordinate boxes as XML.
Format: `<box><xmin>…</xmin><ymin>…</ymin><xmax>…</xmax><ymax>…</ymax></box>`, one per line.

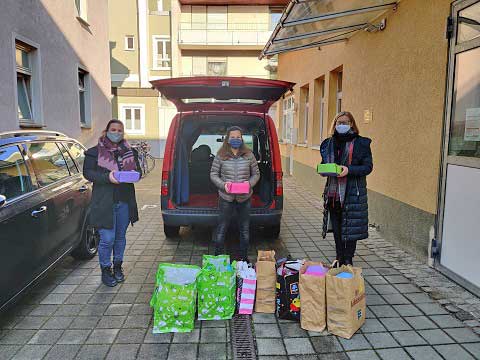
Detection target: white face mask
<box><xmin>335</xmin><ymin>124</ymin><xmax>351</xmax><ymax>134</ymax></box>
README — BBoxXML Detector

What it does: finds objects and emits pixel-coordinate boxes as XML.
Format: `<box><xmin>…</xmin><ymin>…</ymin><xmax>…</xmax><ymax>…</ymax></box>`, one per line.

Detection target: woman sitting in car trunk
<box><xmin>83</xmin><ymin>120</ymin><xmax>140</xmax><ymax>287</ymax></box>
<box><xmin>210</xmin><ymin>126</ymin><xmax>260</xmax><ymax>261</ymax></box>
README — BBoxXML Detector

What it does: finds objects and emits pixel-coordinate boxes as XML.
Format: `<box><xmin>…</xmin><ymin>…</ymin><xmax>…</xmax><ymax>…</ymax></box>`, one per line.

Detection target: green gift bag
<box><xmin>197</xmin><ymin>255</ymin><xmax>236</xmax><ymax>320</ymax></box>
<box><xmin>150</xmin><ymin>263</ymin><xmax>201</xmax><ymax>333</ymax></box>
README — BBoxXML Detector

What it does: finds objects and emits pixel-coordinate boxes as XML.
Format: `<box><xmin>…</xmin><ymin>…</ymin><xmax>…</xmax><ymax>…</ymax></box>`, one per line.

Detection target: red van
<box><xmin>151</xmin><ymin>77</ymin><xmax>294</xmax><ymax>239</ymax></box>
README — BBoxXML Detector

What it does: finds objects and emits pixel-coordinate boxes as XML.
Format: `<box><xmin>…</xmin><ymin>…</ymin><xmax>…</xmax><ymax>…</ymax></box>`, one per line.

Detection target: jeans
<box><xmin>329</xmin><ymin>202</ymin><xmax>357</xmax><ymax>263</ymax></box>
<box><xmin>215</xmin><ymin>197</ymin><xmax>251</xmax><ymax>259</ymax></box>
<box><xmin>98</xmin><ymin>202</ymin><xmax>129</xmax><ymax>268</ymax></box>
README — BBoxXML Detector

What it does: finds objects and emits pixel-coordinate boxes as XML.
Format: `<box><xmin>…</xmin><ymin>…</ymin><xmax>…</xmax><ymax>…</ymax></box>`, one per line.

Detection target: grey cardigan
<box><xmin>210</xmin><ymin>150</ymin><xmax>260</xmax><ymax>202</ymax></box>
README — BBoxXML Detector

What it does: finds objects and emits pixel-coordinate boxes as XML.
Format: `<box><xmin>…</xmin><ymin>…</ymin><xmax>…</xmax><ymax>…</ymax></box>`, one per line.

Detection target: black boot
<box><xmin>101</xmin><ymin>266</ymin><xmax>117</xmax><ymax>287</ymax></box>
<box><xmin>113</xmin><ymin>261</ymin><xmax>125</xmax><ymax>283</ymax></box>
<box><xmin>344</xmin><ymin>257</ymin><xmax>353</xmax><ymax>266</ymax></box>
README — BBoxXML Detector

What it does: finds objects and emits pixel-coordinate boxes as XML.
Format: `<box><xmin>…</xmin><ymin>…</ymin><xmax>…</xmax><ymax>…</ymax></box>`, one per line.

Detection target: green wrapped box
<box><xmin>197</xmin><ymin>255</ymin><xmax>236</xmax><ymax>320</ymax></box>
<box><xmin>317</xmin><ymin>163</ymin><xmax>342</xmax><ymax>176</ymax></box>
<box><xmin>150</xmin><ymin>263</ymin><xmax>201</xmax><ymax>333</ymax></box>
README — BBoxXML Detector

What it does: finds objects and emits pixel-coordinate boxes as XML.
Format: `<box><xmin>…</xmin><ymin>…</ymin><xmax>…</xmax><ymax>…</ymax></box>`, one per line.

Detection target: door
<box><xmin>0</xmin><ymin>144</ymin><xmax>48</xmax><ymax>309</ymax></box>
<box><xmin>151</xmin><ymin>76</ymin><xmax>294</xmax><ymax>113</ymax></box>
<box><xmin>26</xmin><ymin>142</ymin><xmax>84</xmax><ymax>265</ymax></box>
<box><xmin>437</xmin><ymin>0</ymin><xmax>480</xmax><ymax>295</ymax></box>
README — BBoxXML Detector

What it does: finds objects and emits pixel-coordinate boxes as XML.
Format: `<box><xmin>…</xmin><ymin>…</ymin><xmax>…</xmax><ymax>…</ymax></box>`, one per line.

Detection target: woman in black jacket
<box><xmin>320</xmin><ymin>111</ymin><xmax>373</xmax><ymax>266</ymax></box>
<box><xmin>83</xmin><ymin>120</ymin><xmax>140</xmax><ymax>287</ymax></box>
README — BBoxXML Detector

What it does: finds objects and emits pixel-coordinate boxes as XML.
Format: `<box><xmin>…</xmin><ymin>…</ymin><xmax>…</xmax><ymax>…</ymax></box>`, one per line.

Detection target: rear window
<box><xmin>27</xmin><ymin>142</ymin><xmax>71</xmax><ymax>186</ymax></box>
<box><xmin>182</xmin><ymin>98</ymin><xmax>265</xmax><ymax>105</ymax></box>
<box><xmin>0</xmin><ymin>145</ymin><xmax>33</xmax><ymax>201</ymax></box>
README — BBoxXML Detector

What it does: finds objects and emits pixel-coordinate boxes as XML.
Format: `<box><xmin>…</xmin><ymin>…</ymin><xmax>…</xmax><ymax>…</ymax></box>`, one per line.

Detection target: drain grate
<box><xmin>230</xmin><ymin>314</ymin><xmax>256</xmax><ymax>360</ymax></box>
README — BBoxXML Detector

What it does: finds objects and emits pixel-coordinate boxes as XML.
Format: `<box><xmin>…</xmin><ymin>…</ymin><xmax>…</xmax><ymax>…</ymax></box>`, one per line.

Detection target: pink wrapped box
<box><xmin>226</xmin><ymin>182</ymin><xmax>250</xmax><ymax>194</ymax></box>
<box><xmin>114</xmin><ymin>171</ymin><xmax>141</xmax><ymax>183</ymax></box>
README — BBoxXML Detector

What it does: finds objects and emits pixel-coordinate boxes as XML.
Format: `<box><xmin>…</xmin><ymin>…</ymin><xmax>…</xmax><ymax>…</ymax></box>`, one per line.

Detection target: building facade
<box><xmin>269</xmin><ymin>0</ymin><xmax>480</xmax><ymax>295</ymax></box>
<box><xmin>109</xmin><ymin>0</ymin><xmax>286</xmax><ymax>157</ymax></box>
<box><xmin>0</xmin><ymin>0</ymin><xmax>111</xmax><ymax>147</ymax></box>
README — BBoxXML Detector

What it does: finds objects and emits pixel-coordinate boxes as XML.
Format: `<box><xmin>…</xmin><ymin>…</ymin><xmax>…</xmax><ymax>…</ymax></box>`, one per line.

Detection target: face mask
<box><xmin>335</xmin><ymin>124</ymin><xmax>351</xmax><ymax>134</ymax></box>
<box><xmin>107</xmin><ymin>131</ymin><xmax>123</xmax><ymax>143</ymax></box>
<box><xmin>228</xmin><ymin>138</ymin><xmax>243</xmax><ymax>149</ymax></box>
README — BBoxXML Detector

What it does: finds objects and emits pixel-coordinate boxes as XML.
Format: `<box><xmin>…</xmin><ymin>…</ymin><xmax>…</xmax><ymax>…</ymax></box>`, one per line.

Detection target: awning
<box><xmin>260</xmin><ymin>0</ymin><xmax>398</xmax><ymax>59</ymax></box>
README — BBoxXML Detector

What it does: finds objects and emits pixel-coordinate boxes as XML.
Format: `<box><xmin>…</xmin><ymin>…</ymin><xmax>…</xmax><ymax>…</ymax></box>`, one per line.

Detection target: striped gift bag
<box><xmin>236</xmin><ymin>262</ymin><xmax>257</xmax><ymax>315</ymax></box>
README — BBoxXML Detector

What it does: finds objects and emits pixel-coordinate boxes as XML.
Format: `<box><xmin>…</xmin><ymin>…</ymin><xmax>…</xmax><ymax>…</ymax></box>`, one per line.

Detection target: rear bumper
<box><xmin>162</xmin><ymin>209</ymin><xmax>282</xmax><ymax>227</ymax></box>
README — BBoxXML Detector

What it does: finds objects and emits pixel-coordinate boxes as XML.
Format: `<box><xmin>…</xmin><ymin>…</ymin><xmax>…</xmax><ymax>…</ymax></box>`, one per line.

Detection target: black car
<box><xmin>0</xmin><ymin>130</ymin><xmax>98</xmax><ymax>311</ymax></box>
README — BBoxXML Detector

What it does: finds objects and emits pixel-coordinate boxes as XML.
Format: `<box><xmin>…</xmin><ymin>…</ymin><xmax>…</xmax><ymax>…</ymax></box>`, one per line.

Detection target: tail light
<box><xmin>161</xmin><ymin>171</ymin><xmax>169</xmax><ymax>196</ymax></box>
<box><xmin>275</xmin><ymin>171</ymin><xmax>283</xmax><ymax>196</ymax></box>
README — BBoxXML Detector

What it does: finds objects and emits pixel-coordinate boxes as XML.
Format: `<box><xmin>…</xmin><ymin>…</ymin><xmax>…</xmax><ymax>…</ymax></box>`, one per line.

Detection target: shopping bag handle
<box><xmin>331</xmin><ymin>260</ymin><xmax>340</xmax><ymax>268</ymax></box>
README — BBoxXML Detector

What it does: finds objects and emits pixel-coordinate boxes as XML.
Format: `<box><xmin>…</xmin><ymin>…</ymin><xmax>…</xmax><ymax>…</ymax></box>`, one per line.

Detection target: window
<box><xmin>269</xmin><ymin>9</ymin><xmax>283</xmax><ymax>31</ymax></box>
<box><xmin>157</xmin><ymin>0</ymin><xmax>163</xmax><ymax>12</ymax></box>
<box><xmin>282</xmin><ymin>96</ymin><xmax>294</xmax><ymax>141</ymax></box>
<box><xmin>15</xmin><ymin>41</ymin><xmax>36</xmax><ymax>123</ymax></box>
<box><xmin>75</xmin><ymin>0</ymin><xmax>88</xmax><ymax>22</ymax></box>
<box><xmin>27</xmin><ymin>142</ymin><xmax>71</xmax><ymax>187</ymax></box>
<box><xmin>313</xmin><ymin>77</ymin><xmax>326</xmax><ymax>146</ymax></box>
<box><xmin>125</xmin><ymin>36</ymin><xmax>135</xmax><ymax>51</ymax></box>
<box><xmin>299</xmin><ymin>85</ymin><xmax>309</xmax><ymax>144</ymax></box>
<box><xmin>458</xmin><ymin>2</ymin><xmax>480</xmax><ymax>44</ymax></box>
<box><xmin>207</xmin><ymin>58</ymin><xmax>227</xmax><ymax>76</ymax></box>
<box><xmin>153</xmin><ymin>36</ymin><xmax>171</xmax><ymax>70</ymax></box>
<box><xmin>64</xmin><ymin>142</ymin><xmax>86</xmax><ymax>171</ymax></box>
<box><xmin>78</xmin><ymin>68</ymin><xmax>91</xmax><ymax>126</ymax></box>
<box><xmin>0</xmin><ymin>145</ymin><xmax>33</xmax><ymax>201</ymax></box>
<box><xmin>58</xmin><ymin>143</ymin><xmax>78</xmax><ymax>174</ymax></box>
<box><xmin>120</xmin><ymin>104</ymin><xmax>145</xmax><ymax>135</ymax></box>
<box><xmin>336</xmin><ymin>71</ymin><xmax>343</xmax><ymax>113</ymax></box>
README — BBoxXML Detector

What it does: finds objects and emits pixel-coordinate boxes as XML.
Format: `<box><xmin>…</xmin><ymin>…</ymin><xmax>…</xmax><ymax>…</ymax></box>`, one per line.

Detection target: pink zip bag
<box><xmin>226</xmin><ymin>182</ymin><xmax>250</xmax><ymax>194</ymax></box>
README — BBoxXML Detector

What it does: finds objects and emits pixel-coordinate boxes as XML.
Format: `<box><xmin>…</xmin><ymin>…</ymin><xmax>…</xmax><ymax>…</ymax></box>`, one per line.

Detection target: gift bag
<box><xmin>150</xmin><ymin>263</ymin><xmax>201</xmax><ymax>333</ymax></box>
<box><xmin>254</xmin><ymin>250</ymin><xmax>276</xmax><ymax>313</ymax></box>
<box><xmin>326</xmin><ymin>263</ymin><xmax>366</xmax><ymax>339</ymax></box>
<box><xmin>236</xmin><ymin>261</ymin><xmax>256</xmax><ymax>315</ymax></box>
<box><xmin>197</xmin><ymin>255</ymin><xmax>236</xmax><ymax>320</ymax></box>
<box><xmin>299</xmin><ymin>261</ymin><xmax>328</xmax><ymax>332</ymax></box>
<box><xmin>276</xmin><ymin>259</ymin><xmax>302</xmax><ymax>321</ymax></box>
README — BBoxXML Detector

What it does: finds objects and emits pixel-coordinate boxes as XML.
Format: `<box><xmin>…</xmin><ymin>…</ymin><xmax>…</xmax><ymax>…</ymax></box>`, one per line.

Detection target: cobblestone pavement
<box><xmin>0</xmin><ymin>167</ymin><xmax>479</xmax><ymax>359</ymax></box>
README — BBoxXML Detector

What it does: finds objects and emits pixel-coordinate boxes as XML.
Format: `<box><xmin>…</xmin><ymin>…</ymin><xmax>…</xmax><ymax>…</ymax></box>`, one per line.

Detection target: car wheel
<box><xmin>164</xmin><ymin>225</ymin><xmax>180</xmax><ymax>238</ymax></box>
<box><xmin>71</xmin><ymin>223</ymin><xmax>99</xmax><ymax>260</ymax></box>
<box><xmin>264</xmin><ymin>225</ymin><xmax>280</xmax><ymax>239</ymax></box>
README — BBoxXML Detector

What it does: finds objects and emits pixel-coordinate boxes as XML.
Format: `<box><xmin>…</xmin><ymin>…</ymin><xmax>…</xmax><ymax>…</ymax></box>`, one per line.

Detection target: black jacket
<box><xmin>83</xmin><ymin>146</ymin><xmax>139</xmax><ymax>229</ymax></box>
<box><xmin>320</xmin><ymin>135</ymin><xmax>373</xmax><ymax>242</ymax></box>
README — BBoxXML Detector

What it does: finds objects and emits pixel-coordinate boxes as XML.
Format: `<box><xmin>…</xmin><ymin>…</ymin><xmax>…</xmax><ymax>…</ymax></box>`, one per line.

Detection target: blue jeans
<box><xmin>98</xmin><ymin>202</ymin><xmax>129</xmax><ymax>268</ymax></box>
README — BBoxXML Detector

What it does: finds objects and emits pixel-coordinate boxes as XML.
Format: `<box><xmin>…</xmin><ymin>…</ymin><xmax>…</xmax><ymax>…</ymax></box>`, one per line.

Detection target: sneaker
<box><xmin>113</xmin><ymin>261</ymin><xmax>125</xmax><ymax>283</ymax></box>
<box><xmin>101</xmin><ymin>266</ymin><xmax>118</xmax><ymax>287</ymax></box>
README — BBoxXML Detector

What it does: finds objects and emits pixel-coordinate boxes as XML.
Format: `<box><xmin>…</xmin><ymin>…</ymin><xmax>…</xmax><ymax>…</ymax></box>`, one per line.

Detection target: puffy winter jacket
<box><xmin>210</xmin><ymin>149</ymin><xmax>260</xmax><ymax>203</ymax></box>
<box><xmin>320</xmin><ymin>135</ymin><xmax>373</xmax><ymax>242</ymax></box>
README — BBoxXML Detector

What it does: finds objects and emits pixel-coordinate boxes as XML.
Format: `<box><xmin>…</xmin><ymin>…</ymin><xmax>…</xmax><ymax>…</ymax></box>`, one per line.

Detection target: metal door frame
<box><xmin>435</xmin><ymin>0</ymin><xmax>480</xmax><ymax>296</ymax></box>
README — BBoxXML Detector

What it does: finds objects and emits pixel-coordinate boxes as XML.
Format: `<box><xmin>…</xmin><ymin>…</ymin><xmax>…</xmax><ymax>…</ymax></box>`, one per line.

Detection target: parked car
<box><xmin>151</xmin><ymin>77</ymin><xmax>294</xmax><ymax>239</ymax></box>
<box><xmin>0</xmin><ymin>131</ymin><xmax>98</xmax><ymax>311</ymax></box>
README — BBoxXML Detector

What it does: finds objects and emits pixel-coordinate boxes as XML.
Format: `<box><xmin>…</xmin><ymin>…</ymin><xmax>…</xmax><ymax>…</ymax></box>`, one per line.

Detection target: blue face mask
<box><xmin>107</xmin><ymin>131</ymin><xmax>123</xmax><ymax>143</ymax></box>
<box><xmin>335</xmin><ymin>124</ymin><xmax>351</xmax><ymax>134</ymax></box>
<box><xmin>228</xmin><ymin>138</ymin><xmax>243</xmax><ymax>149</ymax></box>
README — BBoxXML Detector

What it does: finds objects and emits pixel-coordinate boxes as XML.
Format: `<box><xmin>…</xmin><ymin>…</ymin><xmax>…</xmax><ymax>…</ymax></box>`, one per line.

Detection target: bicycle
<box><xmin>131</xmin><ymin>141</ymin><xmax>156</xmax><ymax>176</ymax></box>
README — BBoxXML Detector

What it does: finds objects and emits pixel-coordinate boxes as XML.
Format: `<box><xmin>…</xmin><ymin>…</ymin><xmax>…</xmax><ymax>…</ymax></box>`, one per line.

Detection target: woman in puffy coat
<box><xmin>320</xmin><ymin>111</ymin><xmax>373</xmax><ymax>266</ymax></box>
<box><xmin>210</xmin><ymin>126</ymin><xmax>260</xmax><ymax>261</ymax></box>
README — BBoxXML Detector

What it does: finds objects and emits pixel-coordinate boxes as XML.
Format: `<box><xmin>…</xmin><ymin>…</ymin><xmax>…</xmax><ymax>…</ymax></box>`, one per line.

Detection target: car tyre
<box><xmin>164</xmin><ymin>225</ymin><xmax>180</xmax><ymax>238</ymax></box>
<box><xmin>264</xmin><ymin>224</ymin><xmax>280</xmax><ymax>239</ymax></box>
<box><xmin>71</xmin><ymin>221</ymin><xmax>99</xmax><ymax>260</ymax></box>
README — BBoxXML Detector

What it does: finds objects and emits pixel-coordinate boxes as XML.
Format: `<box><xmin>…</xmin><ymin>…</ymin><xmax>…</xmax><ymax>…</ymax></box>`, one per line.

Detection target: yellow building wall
<box><xmin>108</xmin><ymin>0</ymin><xmax>139</xmax><ymax>75</ymax></box>
<box><xmin>277</xmin><ymin>0</ymin><xmax>451</xmax><ymax>214</ymax></box>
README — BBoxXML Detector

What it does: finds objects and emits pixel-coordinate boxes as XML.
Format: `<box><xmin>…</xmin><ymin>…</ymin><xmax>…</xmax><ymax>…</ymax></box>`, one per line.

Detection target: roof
<box><xmin>260</xmin><ymin>0</ymin><xmax>398</xmax><ymax>59</ymax></box>
<box><xmin>0</xmin><ymin>130</ymin><xmax>72</xmax><ymax>147</ymax></box>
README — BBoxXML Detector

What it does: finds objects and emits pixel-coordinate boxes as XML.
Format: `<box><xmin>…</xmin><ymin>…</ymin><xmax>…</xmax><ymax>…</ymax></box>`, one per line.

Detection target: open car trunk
<box><xmin>171</xmin><ymin>114</ymin><xmax>273</xmax><ymax>209</ymax></box>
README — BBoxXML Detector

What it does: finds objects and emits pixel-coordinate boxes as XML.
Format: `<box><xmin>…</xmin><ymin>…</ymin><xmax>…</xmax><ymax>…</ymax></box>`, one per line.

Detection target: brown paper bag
<box><xmin>299</xmin><ymin>261</ymin><xmax>327</xmax><ymax>332</ymax></box>
<box><xmin>254</xmin><ymin>250</ymin><xmax>276</xmax><ymax>313</ymax></box>
<box><xmin>326</xmin><ymin>265</ymin><xmax>366</xmax><ymax>339</ymax></box>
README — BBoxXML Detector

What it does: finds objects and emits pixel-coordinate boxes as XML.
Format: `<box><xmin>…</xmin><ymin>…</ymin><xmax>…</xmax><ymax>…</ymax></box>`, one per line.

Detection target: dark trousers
<box><xmin>329</xmin><ymin>202</ymin><xmax>357</xmax><ymax>264</ymax></box>
<box><xmin>215</xmin><ymin>197</ymin><xmax>251</xmax><ymax>259</ymax></box>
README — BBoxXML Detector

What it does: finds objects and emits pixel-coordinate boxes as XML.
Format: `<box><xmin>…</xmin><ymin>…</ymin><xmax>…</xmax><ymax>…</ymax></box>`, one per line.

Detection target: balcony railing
<box><xmin>178</xmin><ymin>22</ymin><xmax>273</xmax><ymax>46</ymax></box>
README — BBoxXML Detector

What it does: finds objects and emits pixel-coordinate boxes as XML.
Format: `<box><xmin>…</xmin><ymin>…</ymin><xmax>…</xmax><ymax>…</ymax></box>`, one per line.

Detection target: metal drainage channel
<box><xmin>230</xmin><ymin>314</ymin><xmax>256</xmax><ymax>359</ymax></box>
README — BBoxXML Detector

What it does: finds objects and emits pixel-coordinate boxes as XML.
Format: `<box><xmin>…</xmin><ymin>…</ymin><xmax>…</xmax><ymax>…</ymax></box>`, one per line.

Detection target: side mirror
<box><xmin>0</xmin><ymin>195</ymin><xmax>6</xmax><ymax>208</ymax></box>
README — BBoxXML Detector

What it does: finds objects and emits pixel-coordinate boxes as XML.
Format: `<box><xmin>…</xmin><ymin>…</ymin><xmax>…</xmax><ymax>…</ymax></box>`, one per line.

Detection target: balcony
<box><xmin>179</xmin><ymin>0</ymin><xmax>288</xmax><ymax>5</ymax></box>
<box><xmin>178</xmin><ymin>22</ymin><xmax>273</xmax><ymax>50</ymax></box>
